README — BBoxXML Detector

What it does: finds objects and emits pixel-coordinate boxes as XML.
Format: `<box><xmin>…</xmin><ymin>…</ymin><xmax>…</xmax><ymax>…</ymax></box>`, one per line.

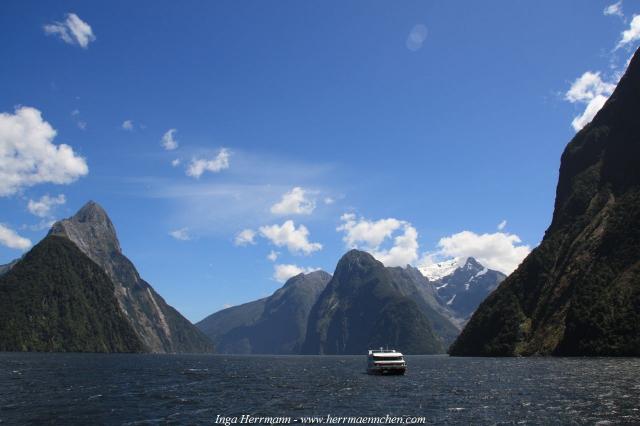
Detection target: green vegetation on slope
<box><xmin>0</xmin><ymin>236</ymin><xmax>143</xmax><ymax>353</ymax></box>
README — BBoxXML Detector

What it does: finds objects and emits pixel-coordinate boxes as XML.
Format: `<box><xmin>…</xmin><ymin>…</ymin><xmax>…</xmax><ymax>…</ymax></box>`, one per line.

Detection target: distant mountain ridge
<box><xmin>197</xmin><ymin>271</ymin><xmax>331</xmax><ymax>354</ymax></box>
<box><xmin>450</xmin><ymin>47</ymin><xmax>640</xmax><ymax>356</ymax></box>
<box><xmin>198</xmin><ymin>251</ymin><xmax>505</xmax><ymax>355</ymax></box>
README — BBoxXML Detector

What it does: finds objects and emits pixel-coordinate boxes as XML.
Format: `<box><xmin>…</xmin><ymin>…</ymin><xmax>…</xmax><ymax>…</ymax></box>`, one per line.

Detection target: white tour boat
<box><xmin>366</xmin><ymin>348</ymin><xmax>406</xmax><ymax>375</ymax></box>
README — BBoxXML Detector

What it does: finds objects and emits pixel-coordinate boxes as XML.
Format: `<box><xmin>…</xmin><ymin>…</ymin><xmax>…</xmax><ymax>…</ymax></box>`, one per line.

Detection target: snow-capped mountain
<box><xmin>422</xmin><ymin>257</ymin><xmax>506</xmax><ymax>320</ymax></box>
<box><xmin>418</xmin><ymin>258</ymin><xmax>463</xmax><ymax>281</ymax></box>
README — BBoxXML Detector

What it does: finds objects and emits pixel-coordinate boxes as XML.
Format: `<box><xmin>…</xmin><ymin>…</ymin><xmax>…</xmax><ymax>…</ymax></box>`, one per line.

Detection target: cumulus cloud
<box><xmin>234</xmin><ymin>228</ymin><xmax>256</xmax><ymax>246</ymax></box>
<box><xmin>0</xmin><ymin>106</ymin><xmax>88</xmax><ymax>196</ymax></box>
<box><xmin>617</xmin><ymin>15</ymin><xmax>640</xmax><ymax>49</ymax></box>
<box><xmin>171</xmin><ymin>158</ymin><xmax>181</xmax><ymax>167</ymax></box>
<box><xmin>0</xmin><ymin>224</ymin><xmax>32</xmax><ymax>250</ymax></box>
<box><xmin>604</xmin><ymin>1</ymin><xmax>624</xmax><ymax>17</ymax></box>
<box><xmin>186</xmin><ymin>148</ymin><xmax>230</xmax><ymax>178</ymax></box>
<box><xmin>273</xmin><ymin>264</ymin><xmax>319</xmax><ymax>283</ymax></box>
<box><xmin>270</xmin><ymin>187</ymin><xmax>315</xmax><ymax>215</ymax></box>
<box><xmin>337</xmin><ymin>213</ymin><xmax>419</xmax><ymax>267</ymax></box>
<box><xmin>571</xmin><ymin>95</ymin><xmax>609</xmax><ymax>131</ymax></box>
<box><xmin>565</xmin><ymin>72</ymin><xmax>616</xmax><ymax>131</ymax></box>
<box><xmin>161</xmin><ymin>128</ymin><xmax>178</xmax><ymax>150</ymax></box>
<box><xmin>259</xmin><ymin>220</ymin><xmax>322</xmax><ymax>255</ymax></box>
<box><xmin>267</xmin><ymin>250</ymin><xmax>279</xmax><ymax>261</ymax></box>
<box><xmin>122</xmin><ymin>120</ymin><xmax>134</xmax><ymax>131</ymax></box>
<box><xmin>426</xmin><ymin>230</ymin><xmax>531</xmax><ymax>275</ymax></box>
<box><xmin>406</xmin><ymin>24</ymin><xmax>428</xmax><ymax>51</ymax></box>
<box><xmin>497</xmin><ymin>220</ymin><xmax>507</xmax><ymax>231</ymax></box>
<box><xmin>27</xmin><ymin>194</ymin><xmax>66</xmax><ymax>218</ymax></box>
<box><xmin>44</xmin><ymin>13</ymin><xmax>95</xmax><ymax>48</ymax></box>
<box><xmin>169</xmin><ymin>227</ymin><xmax>191</xmax><ymax>241</ymax></box>
<box><xmin>324</xmin><ymin>197</ymin><xmax>335</xmax><ymax>205</ymax></box>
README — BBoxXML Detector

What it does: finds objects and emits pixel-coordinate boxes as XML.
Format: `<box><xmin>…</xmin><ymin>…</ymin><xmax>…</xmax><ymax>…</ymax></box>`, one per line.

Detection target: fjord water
<box><xmin>1</xmin><ymin>354</ymin><xmax>638</xmax><ymax>425</ymax></box>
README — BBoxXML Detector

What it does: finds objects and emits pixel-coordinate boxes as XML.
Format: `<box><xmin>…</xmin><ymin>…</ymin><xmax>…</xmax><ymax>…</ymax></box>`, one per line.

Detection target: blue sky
<box><xmin>1</xmin><ymin>1</ymin><xmax>639</xmax><ymax>322</ymax></box>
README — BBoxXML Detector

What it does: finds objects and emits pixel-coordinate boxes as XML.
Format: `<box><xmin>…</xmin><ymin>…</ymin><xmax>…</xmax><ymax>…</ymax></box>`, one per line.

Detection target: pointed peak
<box><xmin>463</xmin><ymin>257</ymin><xmax>483</xmax><ymax>269</ymax></box>
<box><xmin>74</xmin><ymin>201</ymin><xmax>110</xmax><ymax>223</ymax></box>
<box><xmin>49</xmin><ymin>200</ymin><xmax>121</xmax><ymax>257</ymax></box>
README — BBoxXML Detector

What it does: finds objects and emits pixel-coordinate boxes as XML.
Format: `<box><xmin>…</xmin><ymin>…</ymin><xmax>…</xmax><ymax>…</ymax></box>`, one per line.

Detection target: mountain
<box><xmin>385</xmin><ymin>265</ymin><xmax>462</xmax><ymax>344</ymax></box>
<box><xmin>0</xmin><ymin>235</ymin><xmax>143</xmax><ymax>352</ymax></box>
<box><xmin>0</xmin><ymin>259</ymin><xmax>18</xmax><ymax>276</ymax></box>
<box><xmin>302</xmin><ymin>250</ymin><xmax>451</xmax><ymax>354</ymax></box>
<box><xmin>48</xmin><ymin>201</ymin><xmax>213</xmax><ymax>353</ymax></box>
<box><xmin>430</xmin><ymin>257</ymin><xmax>506</xmax><ymax>320</ymax></box>
<box><xmin>197</xmin><ymin>271</ymin><xmax>331</xmax><ymax>354</ymax></box>
<box><xmin>419</xmin><ymin>258</ymin><xmax>461</xmax><ymax>281</ymax></box>
<box><xmin>450</xmin><ymin>47</ymin><xmax>640</xmax><ymax>356</ymax></box>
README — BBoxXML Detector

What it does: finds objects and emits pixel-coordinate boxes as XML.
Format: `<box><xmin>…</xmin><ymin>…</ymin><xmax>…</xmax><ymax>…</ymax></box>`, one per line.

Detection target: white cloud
<box><xmin>234</xmin><ymin>228</ymin><xmax>256</xmax><ymax>246</ymax></box>
<box><xmin>497</xmin><ymin>219</ymin><xmax>507</xmax><ymax>231</ymax></box>
<box><xmin>161</xmin><ymin>128</ymin><xmax>178</xmax><ymax>150</ymax></box>
<box><xmin>337</xmin><ymin>213</ymin><xmax>419</xmax><ymax>267</ymax></box>
<box><xmin>44</xmin><ymin>13</ymin><xmax>95</xmax><ymax>48</ymax></box>
<box><xmin>338</xmin><ymin>213</ymin><xmax>402</xmax><ymax>249</ymax></box>
<box><xmin>270</xmin><ymin>187</ymin><xmax>316</xmax><ymax>215</ymax></box>
<box><xmin>617</xmin><ymin>15</ymin><xmax>640</xmax><ymax>49</ymax></box>
<box><xmin>372</xmin><ymin>225</ymin><xmax>419</xmax><ymax>267</ymax></box>
<box><xmin>324</xmin><ymin>197</ymin><xmax>335</xmax><ymax>205</ymax></box>
<box><xmin>169</xmin><ymin>227</ymin><xmax>191</xmax><ymax>241</ymax></box>
<box><xmin>0</xmin><ymin>224</ymin><xmax>32</xmax><ymax>250</ymax></box>
<box><xmin>604</xmin><ymin>1</ymin><xmax>624</xmax><ymax>17</ymax></box>
<box><xmin>267</xmin><ymin>250</ymin><xmax>279</xmax><ymax>262</ymax></box>
<box><xmin>571</xmin><ymin>94</ymin><xmax>609</xmax><ymax>132</ymax></box>
<box><xmin>171</xmin><ymin>158</ymin><xmax>181</xmax><ymax>167</ymax></box>
<box><xmin>427</xmin><ymin>230</ymin><xmax>531</xmax><ymax>275</ymax></box>
<box><xmin>76</xmin><ymin>121</ymin><xmax>87</xmax><ymax>130</ymax></box>
<box><xmin>565</xmin><ymin>72</ymin><xmax>615</xmax><ymax>103</ymax></box>
<box><xmin>0</xmin><ymin>106</ymin><xmax>88</xmax><ymax>196</ymax></box>
<box><xmin>27</xmin><ymin>194</ymin><xmax>66</xmax><ymax>218</ymax></box>
<box><xmin>259</xmin><ymin>220</ymin><xmax>322</xmax><ymax>255</ymax></box>
<box><xmin>186</xmin><ymin>148</ymin><xmax>230</xmax><ymax>178</ymax></box>
<box><xmin>273</xmin><ymin>264</ymin><xmax>319</xmax><ymax>283</ymax></box>
<box><xmin>406</xmin><ymin>24</ymin><xmax>428</xmax><ymax>51</ymax></box>
<box><xmin>122</xmin><ymin>120</ymin><xmax>134</xmax><ymax>131</ymax></box>
<box><xmin>565</xmin><ymin>72</ymin><xmax>616</xmax><ymax>131</ymax></box>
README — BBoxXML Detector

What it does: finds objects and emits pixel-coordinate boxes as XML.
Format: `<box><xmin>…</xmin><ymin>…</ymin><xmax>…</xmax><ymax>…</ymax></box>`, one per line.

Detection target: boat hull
<box><xmin>367</xmin><ymin>366</ymin><xmax>406</xmax><ymax>375</ymax></box>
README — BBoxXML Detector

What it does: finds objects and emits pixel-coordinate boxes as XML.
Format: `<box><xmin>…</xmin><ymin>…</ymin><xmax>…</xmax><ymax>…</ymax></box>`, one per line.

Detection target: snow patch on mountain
<box><xmin>418</xmin><ymin>257</ymin><xmax>465</xmax><ymax>281</ymax></box>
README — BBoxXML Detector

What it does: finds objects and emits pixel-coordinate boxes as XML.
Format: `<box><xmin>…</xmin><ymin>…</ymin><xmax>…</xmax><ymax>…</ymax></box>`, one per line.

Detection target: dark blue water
<box><xmin>1</xmin><ymin>353</ymin><xmax>639</xmax><ymax>425</ymax></box>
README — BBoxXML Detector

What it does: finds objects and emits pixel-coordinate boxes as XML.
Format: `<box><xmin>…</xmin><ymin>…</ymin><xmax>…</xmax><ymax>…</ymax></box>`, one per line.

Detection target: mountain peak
<box><xmin>334</xmin><ymin>249</ymin><xmax>381</xmax><ymax>276</ymax></box>
<box><xmin>49</xmin><ymin>201</ymin><xmax>121</xmax><ymax>259</ymax></box>
<box><xmin>462</xmin><ymin>257</ymin><xmax>483</xmax><ymax>270</ymax></box>
<box><xmin>74</xmin><ymin>201</ymin><xmax>110</xmax><ymax>224</ymax></box>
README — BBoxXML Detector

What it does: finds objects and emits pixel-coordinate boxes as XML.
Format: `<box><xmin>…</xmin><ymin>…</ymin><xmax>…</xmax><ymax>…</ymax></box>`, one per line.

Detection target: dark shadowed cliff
<box><xmin>450</xmin><ymin>47</ymin><xmax>640</xmax><ymax>356</ymax></box>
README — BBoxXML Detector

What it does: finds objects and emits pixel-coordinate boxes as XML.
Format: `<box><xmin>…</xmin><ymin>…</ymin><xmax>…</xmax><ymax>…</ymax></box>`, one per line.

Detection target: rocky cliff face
<box><xmin>450</xmin><ymin>47</ymin><xmax>640</xmax><ymax>356</ymax></box>
<box><xmin>0</xmin><ymin>236</ymin><xmax>143</xmax><ymax>352</ymax></box>
<box><xmin>302</xmin><ymin>250</ymin><xmax>448</xmax><ymax>354</ymax></box>
<box><xmin>49</xmin><ymin>201</ymin><xmax>213</xmax><ymax>353</ymax></box>
<box><xmin>197</xmin><ymin>271</ymin><xmax>331</xmax><ymax>354</ymax></box>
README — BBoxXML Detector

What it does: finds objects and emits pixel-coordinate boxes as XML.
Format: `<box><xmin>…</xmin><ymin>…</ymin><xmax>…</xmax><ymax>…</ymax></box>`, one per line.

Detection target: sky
<box><xmin>1</xmin><ymin>1</ymin><xmax>639</xmax><ymax>322</ymax></box>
